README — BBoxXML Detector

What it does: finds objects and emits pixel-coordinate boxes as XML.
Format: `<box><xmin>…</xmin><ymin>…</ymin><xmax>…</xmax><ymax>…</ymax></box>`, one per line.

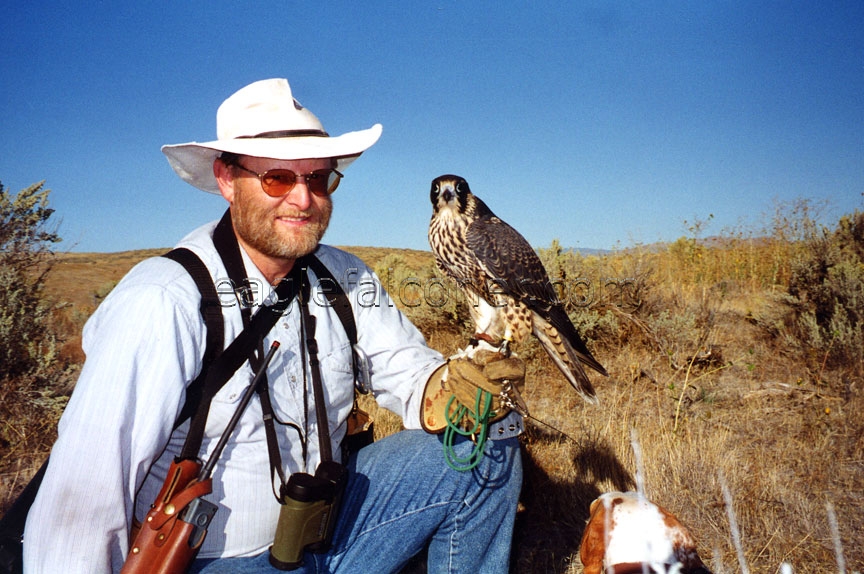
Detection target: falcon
<box><xmin>428</xmin><ymin>174</ymin><xmax>607</xmax><ymax>403</ymax></box>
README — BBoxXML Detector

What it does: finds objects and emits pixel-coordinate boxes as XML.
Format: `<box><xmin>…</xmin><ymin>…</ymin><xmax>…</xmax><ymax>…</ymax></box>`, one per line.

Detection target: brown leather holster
<box><xmin>121</xmin><ymin>459</ymin><xmax>214</xmax><ymax>574</ymax></box>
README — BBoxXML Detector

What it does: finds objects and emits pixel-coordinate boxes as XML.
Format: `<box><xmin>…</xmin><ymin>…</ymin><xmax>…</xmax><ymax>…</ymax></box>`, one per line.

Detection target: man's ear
<box><xmin>213</xmin><ymin>158</ymin><xmax>235</xmax><ymax>203</ymax></box>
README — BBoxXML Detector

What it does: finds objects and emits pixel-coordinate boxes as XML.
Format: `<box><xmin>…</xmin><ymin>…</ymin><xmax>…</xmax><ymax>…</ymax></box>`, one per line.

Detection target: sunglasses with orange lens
<box><xmin>232</xmin><ymin>163</ymin><xmax>343</xmax><ymax>197</ymax></box>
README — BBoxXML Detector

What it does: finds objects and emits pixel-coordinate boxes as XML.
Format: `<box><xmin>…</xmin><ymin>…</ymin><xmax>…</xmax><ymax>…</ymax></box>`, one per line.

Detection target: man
<box><xmin>23</xmin><ymin>79</ymin><xmax>523</xmax><ymax>573</ymax></box>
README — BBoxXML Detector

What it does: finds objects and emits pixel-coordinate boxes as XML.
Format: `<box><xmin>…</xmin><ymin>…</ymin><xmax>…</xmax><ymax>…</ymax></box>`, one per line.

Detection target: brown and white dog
<box><xmin>580</xmin><ymin>492</ymin><xmax>712</xmax><ymax>574</ymax></box>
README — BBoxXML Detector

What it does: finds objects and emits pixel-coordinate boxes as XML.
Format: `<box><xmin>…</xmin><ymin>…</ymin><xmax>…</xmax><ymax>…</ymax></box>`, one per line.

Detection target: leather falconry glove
<box><xmin>421</xmin><ymin>349</ymin><xmax>526</xmax><ymax>434</ymax></box>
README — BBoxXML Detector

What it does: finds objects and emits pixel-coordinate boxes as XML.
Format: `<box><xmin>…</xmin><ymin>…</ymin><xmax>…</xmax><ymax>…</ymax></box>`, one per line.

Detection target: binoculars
<box><xmin>268</xmin><ymin>460</ymin><xmax>348</xmax><ymax>571</ymax></box>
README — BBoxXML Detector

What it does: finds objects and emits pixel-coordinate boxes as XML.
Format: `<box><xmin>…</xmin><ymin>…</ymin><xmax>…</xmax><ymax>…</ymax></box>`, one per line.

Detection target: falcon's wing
<box><xmin>465</xmin><ymin>215</ymin><xmax>558</xmax><ymax>307</ymax></box>
<box><xmin>466</xmin><ymin>214</ymin><xmax>608</xmax><ymax>379</ymax></box>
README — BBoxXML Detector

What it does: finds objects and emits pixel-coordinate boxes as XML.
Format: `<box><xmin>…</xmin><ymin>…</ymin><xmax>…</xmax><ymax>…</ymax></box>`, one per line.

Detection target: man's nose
<box><xmin>284</xmin><ymin>179</ymin><xmax>313</xmax><ymax>209</ymax></box>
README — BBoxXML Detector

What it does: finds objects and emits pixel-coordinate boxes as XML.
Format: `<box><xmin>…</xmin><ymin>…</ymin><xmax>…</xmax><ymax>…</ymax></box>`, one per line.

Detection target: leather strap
<box><xmin>306</xmin><ymin>257</ymin><xmax>358</xmax><ymax>381</ymax></box>
<box><xmin>162</xmin><ymin>248</ymin><xmax>224</xmax><ymax>429</ymax></box>
<box><xmin>179</xmin><ymin>210</ymin><xmax>306</xmax><ymax>461</ymax></box>
<box><xmin>175</xmin><ymin>209</ymin><xmax>358</xmax><ymax>481</ymax></box>
<box><xmin>305</xmin><ymin>257</ymin><xmax>356</xmax><ymax>343</ymax></box>
<box><xmin>211</xmin><ymin>210</ymin><xmax>295</xmax><ymax>490</ymax></box>
<box><xmin>299</xmin><ymin>275</ymin><xmax>334</xmax><ymax>463</ymax></box>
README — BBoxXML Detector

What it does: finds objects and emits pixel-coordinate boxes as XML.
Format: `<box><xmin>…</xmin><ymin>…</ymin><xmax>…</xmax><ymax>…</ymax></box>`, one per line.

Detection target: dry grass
<box><xmin>2</xmin><ymin>229</ymin><xmax>862</xmax><ymax>573</ymax></box>
<box><xmin>510</xmin><ymin>334</ymin><xmax>862</xmax><ymax>573</ymax></box>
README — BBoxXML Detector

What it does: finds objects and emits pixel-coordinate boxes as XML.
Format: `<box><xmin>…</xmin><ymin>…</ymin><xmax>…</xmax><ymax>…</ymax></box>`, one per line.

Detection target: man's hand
<box><xmin>421</xmin><ymin>350</ymin><xmax>526</xmax><ymax>434</ymax></box>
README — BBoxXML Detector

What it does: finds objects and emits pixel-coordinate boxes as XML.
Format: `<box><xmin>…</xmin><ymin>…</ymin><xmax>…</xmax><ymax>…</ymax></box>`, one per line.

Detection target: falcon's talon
<box><xmin>498</xmin><ymin>339</ymin><xmax>512</xmax><ymax>358</ymax></box>
<box><xmin>461</xmin><ymin>339</ymin><xmax>499</xmax><ymax>361</ymax></box>
<box><xmin>450</xmin><ymin>338</ymin><xmax>498</xmax><ymax>360</ymax></box>
<box><xmin>448</xmin><ymin>347</ymin><xmax>470</xmax><ymax>361</ymax></box>
<box><xmin>440</xmin><ymin>365</ymin><xmax>450</xmax><ymax>383</ymax></box>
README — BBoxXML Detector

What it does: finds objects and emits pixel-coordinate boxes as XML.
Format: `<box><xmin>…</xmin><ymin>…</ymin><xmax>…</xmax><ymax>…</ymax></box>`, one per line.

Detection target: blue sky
<box><xmin>2</xmin><ymin>1</ymin><xmax>862</xmax><ymax>253</ymax></box>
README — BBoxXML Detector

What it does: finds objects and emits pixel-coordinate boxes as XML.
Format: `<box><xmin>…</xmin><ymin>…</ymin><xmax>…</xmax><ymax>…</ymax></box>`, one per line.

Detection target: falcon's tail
<box><xmin>532</xmin><ymin>310</ymin><xmax>606</xmax><ymax>404</ymax></box>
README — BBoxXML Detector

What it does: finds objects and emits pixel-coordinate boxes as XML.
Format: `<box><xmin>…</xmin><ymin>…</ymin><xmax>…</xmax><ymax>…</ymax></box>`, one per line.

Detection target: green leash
<box><xmin>442</xmin><ymin>387</ymin><xmax>494</xmax><ymax>472</ymax></box>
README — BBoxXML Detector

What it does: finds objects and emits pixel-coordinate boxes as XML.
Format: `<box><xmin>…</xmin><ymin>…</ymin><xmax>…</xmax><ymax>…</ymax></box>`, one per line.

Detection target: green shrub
<box><xmin>0</xmin><ymin>181</ymin><xmax>62</xmax><ymax>380</ymax></box>
<box><xmin>785</xmin><ymin>210</ymin><xmax>864</xmax><ymax>377</ymax></box>
<box><xmin>373</xmin><ymin>253</ymin><xmax>470</xmax><ymax>339</ymax></box>
<box><xmin>0</xmin><ymin>181</ymin><xmax>69</xmax><ymax>510</ymax></box>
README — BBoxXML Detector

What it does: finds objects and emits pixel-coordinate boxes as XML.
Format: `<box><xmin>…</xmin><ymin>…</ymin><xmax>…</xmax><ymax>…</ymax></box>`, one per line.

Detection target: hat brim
<box><xmin>162</xmin><ymin>123</ymin><xmax>382</xmax><ymax>193</ymax></box>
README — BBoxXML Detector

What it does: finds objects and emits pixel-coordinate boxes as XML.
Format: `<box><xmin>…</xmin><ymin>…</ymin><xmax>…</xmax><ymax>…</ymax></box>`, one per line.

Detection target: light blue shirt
<box><xmin>24</xmin><ymin>220</ymin><xmax>444</xmax><ymax>572</ymax></box>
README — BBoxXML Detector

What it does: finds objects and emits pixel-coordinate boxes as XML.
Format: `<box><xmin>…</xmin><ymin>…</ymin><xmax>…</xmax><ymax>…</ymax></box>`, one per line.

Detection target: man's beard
<box><xmin>232</xmin><ymin>188</ymin><xmax>333</xmax><ymax>260</ymax></box>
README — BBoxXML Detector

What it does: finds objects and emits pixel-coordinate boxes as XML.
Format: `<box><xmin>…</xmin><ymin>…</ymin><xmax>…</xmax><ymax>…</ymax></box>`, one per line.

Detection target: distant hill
<box><xmin>568</xmin><ymin>247</ymin><xmax>611</xmax><ymax>256</ymax></box>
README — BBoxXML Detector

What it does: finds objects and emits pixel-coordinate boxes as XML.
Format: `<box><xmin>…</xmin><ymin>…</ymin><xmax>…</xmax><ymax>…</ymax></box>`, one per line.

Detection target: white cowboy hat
<box><xmin>162</xmin><ymin>78</ymin><xmax>383</xmax><ymax>193</ymax></box>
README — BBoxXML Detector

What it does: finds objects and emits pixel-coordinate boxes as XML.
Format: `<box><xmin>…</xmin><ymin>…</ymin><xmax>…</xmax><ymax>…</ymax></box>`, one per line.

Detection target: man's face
<box><xmin>223</xmin><ymin>156</ymin><xmax>334</xmax><ymax>262</ymax></box>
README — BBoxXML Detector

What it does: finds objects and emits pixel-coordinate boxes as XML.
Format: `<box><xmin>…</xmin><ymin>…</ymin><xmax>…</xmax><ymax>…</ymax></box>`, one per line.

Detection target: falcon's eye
<box><xmin>430</xmin><ymin>182</ymin><xmax>442</xmax><ymax>206</ymax></box>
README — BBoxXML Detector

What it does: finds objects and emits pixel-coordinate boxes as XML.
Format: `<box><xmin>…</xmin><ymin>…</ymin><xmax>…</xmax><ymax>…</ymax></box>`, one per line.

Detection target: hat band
<box><xmin>238</xmin><ymin>129</ymin><xmax>330</xmax><ymax>139</ymax></box>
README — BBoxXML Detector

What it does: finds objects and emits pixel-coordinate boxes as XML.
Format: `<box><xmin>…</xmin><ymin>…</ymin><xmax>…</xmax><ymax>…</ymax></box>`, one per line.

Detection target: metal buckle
<box><xmin>352</xmin><ymin>344</ymin><xmax>372</xmax><ymax>394</ymax></box>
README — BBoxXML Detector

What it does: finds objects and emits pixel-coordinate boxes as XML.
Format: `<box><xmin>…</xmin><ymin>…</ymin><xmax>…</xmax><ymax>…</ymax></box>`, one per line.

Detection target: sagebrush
<box><xmin>0</xmin><ymin>181</ymin><xmax>73</xmax><ymax>503</ymax></box>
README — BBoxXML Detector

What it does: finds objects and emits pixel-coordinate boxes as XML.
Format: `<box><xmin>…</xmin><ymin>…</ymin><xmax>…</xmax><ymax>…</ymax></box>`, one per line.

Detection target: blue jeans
<box><xmin>189</xmin><ymin>429</ymin><xmax>522</xmax><ymax>573</ymax></box>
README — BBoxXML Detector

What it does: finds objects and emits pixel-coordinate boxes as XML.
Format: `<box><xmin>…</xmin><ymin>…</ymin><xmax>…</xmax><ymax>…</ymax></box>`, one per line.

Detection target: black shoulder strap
<box><xmin>169</xmin><ymin>211</ymin><xmax>359</xmax><ymax>462</ymax></box>
<box><xmin>182</xmin><ymin>262</ymin><xmax>304</xmax><ymax>459</ymax></box>
<box><xmin>162</xmin><ymin>248</ymin><xmax>225</xmax><ymax>428</ymax></box>
<box><xmin>306</xmin><ymin>256</ymin><xmax>357</xmax><ymax>348</ymax></box>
